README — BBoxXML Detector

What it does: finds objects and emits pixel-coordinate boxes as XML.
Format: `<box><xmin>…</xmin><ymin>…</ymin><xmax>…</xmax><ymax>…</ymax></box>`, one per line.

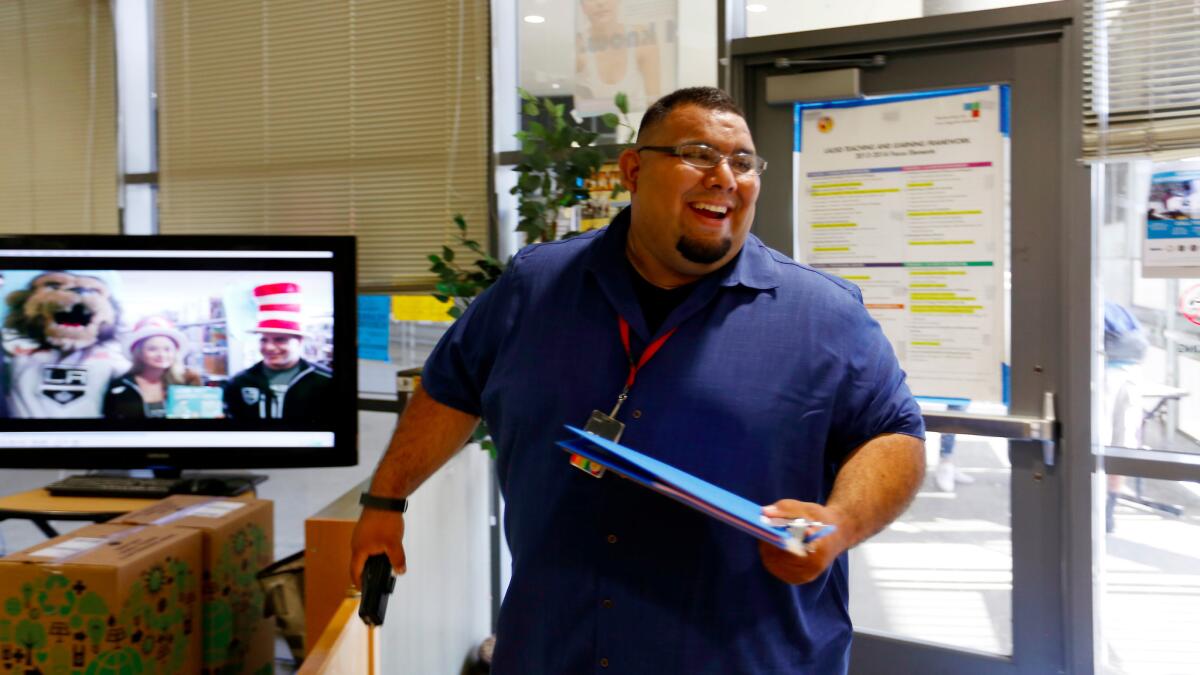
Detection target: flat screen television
<box><xmin>0</xmin><ymin>235</ymin><xmax>357</xmax><ymax>469</ymax></box>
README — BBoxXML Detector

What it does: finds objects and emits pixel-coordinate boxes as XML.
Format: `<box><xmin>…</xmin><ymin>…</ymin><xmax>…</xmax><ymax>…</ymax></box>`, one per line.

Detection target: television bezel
<box><xmin>0</xmin><ymin>234</ymin><xmax>358</xmax><ymax>469</ymax></box>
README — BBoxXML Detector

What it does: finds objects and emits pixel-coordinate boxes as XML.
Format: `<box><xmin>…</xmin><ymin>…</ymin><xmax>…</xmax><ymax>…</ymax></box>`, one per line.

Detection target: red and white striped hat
<box><xmin>251</xmin><ymin>282</ymin><xmax>305</xmax><ymax>336</ymax></box>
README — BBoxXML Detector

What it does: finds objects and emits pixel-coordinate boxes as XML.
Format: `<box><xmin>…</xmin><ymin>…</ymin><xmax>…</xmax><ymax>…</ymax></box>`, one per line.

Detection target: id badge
<box><xmin>569</xmin><ymin>410</ymin><xmax>625</xmax><ymax>478</ymax></box>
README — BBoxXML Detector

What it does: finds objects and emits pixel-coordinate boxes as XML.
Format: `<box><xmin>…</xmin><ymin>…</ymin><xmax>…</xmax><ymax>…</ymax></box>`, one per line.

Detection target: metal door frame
<box><xmin>725</xmin><ymin>2</ymin><xmax>1094</xmax><ymax>672</ymax></box>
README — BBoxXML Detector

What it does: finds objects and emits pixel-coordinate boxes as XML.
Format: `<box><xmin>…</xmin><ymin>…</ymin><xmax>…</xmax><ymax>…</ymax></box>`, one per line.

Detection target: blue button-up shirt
<box><xmin>423</xmin><ymin>209</ymin><xmax>924</xmax><ymax>674</ymax></box>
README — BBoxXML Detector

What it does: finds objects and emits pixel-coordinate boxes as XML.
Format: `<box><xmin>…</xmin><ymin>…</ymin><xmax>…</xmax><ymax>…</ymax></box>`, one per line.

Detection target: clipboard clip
<box><xmin>760</xmin><ymin>516</ymin><xmax>838</xmax><ymax>556</ymax></box>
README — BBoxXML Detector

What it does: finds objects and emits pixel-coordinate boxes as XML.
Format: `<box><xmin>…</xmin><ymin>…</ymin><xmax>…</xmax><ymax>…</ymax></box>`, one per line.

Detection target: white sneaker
<box><xmin>954</xmin><ymin>467</ymin><xmax>975</xmax><ymax>485</ymax></box>
<box><xmin>935</xmin><ymin>460</ymin><xmax>956</xmax><ymax>492</ymax></box>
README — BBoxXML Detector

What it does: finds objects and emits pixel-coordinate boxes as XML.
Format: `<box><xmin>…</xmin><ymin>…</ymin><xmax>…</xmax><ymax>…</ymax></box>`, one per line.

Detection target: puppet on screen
<box><xmin>2</xmin><ymin>271</ymin><xmax>131</xmax><ymax>418</ymax></box>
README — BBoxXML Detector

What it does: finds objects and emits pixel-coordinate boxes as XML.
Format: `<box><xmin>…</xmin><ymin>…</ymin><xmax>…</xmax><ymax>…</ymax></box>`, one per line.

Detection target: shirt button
<box><xmin>600</xmin><ymin>658</ymin><xmax>610</xmax><ymax>668</ymax></box>
<box><xmin>602</xmin><ymin>598</ymin><xmax>613</xmax><ymax>608</ymax></box>
<box><xmin>632</xmin><ymin>409</ymin><xmax>642</xmax><ymax>419</ymax></box>
<box><xmin>606</xmin><ymin>534</ymin><xmax>618</xmax><ymax>544</ymax></box>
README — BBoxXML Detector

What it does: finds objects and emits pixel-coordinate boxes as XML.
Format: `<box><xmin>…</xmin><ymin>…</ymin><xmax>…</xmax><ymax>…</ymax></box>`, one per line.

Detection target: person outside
<box><xmin>351</xmin><ymin>87</ymin><xmax>926</xmax><ymax>674</ymax></box>
<box><xmin>104</xmin><ymin>316</ymin><xmax>201</xmax><ymax>419</ymax></box>
<box><xmin>1102</xmin><ymin>301</ymin><xmax>1149</xmax><ymax>532</ymax></box>
<box><xmin>222</xmin><ymin>283</ymin><xmax>333</xmax><ymax>421</ymax></box>
<box><xmin>934</xmin><ymin>401</ymin><xmax>975</xmax><ymax>492</ymax></box>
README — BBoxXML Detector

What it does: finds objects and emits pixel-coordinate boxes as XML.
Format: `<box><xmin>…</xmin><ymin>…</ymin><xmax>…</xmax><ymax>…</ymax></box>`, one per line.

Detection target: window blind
<box><xmin>155</xmin><ymin>0</ymin><xmax>490</xmax><ymax>290</ymax></box>
<box><xmin>1084</xmin><ymin>0</ymin><xmax>1200</xmax><ymax>158</ymax></box>
<box><xmin>0</xmin><ymin>0</ymin><xmax>117</xmax><ymax>234</ymax></box>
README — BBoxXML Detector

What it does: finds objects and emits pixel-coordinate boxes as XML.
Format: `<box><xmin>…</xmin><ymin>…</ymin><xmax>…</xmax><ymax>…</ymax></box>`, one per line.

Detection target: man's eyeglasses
<box><xmin>637</xmin><ymin>143</ymin><xmax>768</xmax><ymax>176</ymax></box>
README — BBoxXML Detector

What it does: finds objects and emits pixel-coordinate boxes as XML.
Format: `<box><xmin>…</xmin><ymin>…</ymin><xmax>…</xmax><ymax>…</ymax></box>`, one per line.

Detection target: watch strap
<box><xmin>359</xmin><ymin>492</ymin><xmax>409</xmax><ymax>513</ymax></box>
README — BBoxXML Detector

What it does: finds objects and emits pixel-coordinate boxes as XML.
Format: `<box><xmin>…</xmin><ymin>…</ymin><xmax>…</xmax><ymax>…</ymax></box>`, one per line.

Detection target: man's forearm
<box><xmin>826</xmin><ymin>433</ymin><xmax>925</xmax><ymax>548</ymax></box>
<box><xmin>368</xmin><ymin>385</ymin><xmax>481</xmax><ymax>498</ymax></box>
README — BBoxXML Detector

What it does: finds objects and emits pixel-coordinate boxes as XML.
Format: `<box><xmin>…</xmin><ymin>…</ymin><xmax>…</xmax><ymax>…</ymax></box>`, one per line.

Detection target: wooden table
<box><xmin>0</xmin><ymin>488</ymin><xmax>164</xmax><ymax>538</ymax></box>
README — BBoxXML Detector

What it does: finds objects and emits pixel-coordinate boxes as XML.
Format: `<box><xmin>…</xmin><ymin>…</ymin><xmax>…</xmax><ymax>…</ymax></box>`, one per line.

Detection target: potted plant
<box><xmin>425</xmin><ymin>90</ymin><xmax>632</xmax><ymax>455</ymax></box>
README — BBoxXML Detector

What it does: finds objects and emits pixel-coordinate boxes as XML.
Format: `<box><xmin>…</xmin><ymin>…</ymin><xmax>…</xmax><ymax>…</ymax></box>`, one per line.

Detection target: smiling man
<box><xmin>352</xmin><ymin>87</ymin><xmax>926</xmax><ymax>674</ymax></box>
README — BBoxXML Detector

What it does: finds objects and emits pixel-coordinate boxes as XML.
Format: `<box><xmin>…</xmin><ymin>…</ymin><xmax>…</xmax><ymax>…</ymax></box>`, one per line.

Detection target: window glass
<box><xmin>850</xmin><ymin>430</ymin><xmax>1013</xmax><ymax>655</ymax></box>
<box><xmin>743</xmin><ymin>0</ymin><xmax>1059</xmax><ymax>38</ymax></box>
<box><xmin>1098</xmin><ymin>474</ymin><xmax>1200</xmax><ymax>674</ymax></box>
<box><xmin>1098</xmin><ymin>160</ymin><xmax>1200</xmax><ymax>458</ymax></box>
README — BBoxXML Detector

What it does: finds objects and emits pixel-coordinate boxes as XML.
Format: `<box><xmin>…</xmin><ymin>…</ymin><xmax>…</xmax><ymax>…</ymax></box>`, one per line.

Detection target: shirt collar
<box><xmin>584</xmin><ymin>206</ymin><xmax>780</xmax><ymax>291</ymax></box>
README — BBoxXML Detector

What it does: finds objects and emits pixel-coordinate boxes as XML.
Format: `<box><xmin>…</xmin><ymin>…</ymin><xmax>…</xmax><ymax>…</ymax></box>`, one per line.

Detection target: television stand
<box><xmin>169</xmin><ymin>472</ymin><xmax>268</xmax><ymax>497</ymax></box>
<box><xmin>63</xmin><ymin>470</ymin><xmax>267</xmax><ymax>498</ymax></box>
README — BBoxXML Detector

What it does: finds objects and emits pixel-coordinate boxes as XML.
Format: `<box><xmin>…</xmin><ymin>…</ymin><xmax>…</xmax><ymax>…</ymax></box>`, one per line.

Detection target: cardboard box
<box><xmin>117</xmin><ymin>496</ymin><xmax>274</xmax><ymax>675</ymax></box>
<box><xmin>0</xmin><ymin>523</ymin><xmax>203</xmax><ymax>675</ymax></box>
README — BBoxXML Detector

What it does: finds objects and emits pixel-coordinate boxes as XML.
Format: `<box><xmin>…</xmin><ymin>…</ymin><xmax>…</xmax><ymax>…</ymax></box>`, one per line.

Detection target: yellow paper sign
<box><xmin>391</xmin><ymin>295</ymin><xmax>455</xmax><ymax>323</ymax></box>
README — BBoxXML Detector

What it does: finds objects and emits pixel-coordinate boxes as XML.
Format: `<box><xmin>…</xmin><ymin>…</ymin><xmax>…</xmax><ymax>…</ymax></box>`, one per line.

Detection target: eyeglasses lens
<box><xmin>677</xmin><ymin>144</ymin><xmax>762</xmax><ymax>175</ymax></box>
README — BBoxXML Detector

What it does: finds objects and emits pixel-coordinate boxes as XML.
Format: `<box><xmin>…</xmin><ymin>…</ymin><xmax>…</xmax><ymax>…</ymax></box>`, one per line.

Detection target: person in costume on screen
<box><xmin>2</xmin><ymin>271</ymin><xmax>130</xmax><ymax>418</ymax></box>
<box><xmin>351</xmin><ymin>87</ymin><xmax>926</xmax><ymax>674</ymax></box>
<box><xmin>103</xmin><ymin>316</ymin><xmax>201</xmax><ymax>419</ymax></box>
<box><xmin>222</xmin><ymin>282</ymin><xmax>333</xmax><ymax>422</ymax></box>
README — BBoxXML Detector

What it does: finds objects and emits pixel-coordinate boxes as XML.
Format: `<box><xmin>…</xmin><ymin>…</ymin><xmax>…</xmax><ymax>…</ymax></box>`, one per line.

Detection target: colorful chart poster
<box><xmin>1144</xmin><ymin>161</ymin><xmax>1200</xmax><ymax>277</ymax></box>
<box><xmin>794</xmin><ymin>86</ymin><xmax>1010</xmax><ymax>404</ymax></box>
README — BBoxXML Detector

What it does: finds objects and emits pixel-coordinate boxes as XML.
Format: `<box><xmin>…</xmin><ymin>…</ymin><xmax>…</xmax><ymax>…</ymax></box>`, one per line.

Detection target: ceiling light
<box><xmin>746</xmin><ymin>3</ymin><xmax>768</xmax><ymax>12</ymax></box>
<box><xmin>523</xmin><ymin>15</ymin><xmax>546</xmax><ymax>24</ymax></box>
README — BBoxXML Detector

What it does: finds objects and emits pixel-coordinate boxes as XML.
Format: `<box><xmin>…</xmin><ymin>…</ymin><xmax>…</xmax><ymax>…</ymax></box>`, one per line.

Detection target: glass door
<box><xmin>733</xmin><ymin>5</ymin><xmax>1080</xmax><ymax>672</ymax></box>
<box><xmin>1092</xmin><ymin>160</ymin><xmax>1200</xmax><ymax>675</ymax></box>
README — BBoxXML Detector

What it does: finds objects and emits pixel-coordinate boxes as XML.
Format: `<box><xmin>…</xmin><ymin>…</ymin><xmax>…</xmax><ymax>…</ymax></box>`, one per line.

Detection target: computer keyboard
<box><xmin>45</xmin><ymin>475</ymin><xmax>183</xmax><ymax>498</ymax></box>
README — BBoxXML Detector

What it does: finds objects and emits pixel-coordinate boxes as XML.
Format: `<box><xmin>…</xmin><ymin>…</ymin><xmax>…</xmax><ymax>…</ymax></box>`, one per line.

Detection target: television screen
<box><xmin>0</xmin><ymin>236</ymin><xmax>356</xmax><ymax>468</ymax></box>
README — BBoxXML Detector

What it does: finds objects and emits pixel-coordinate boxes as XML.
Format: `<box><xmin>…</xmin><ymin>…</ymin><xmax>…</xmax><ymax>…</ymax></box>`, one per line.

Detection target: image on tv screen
<box><xmin>0</xmin><ymin>269</ymin><xmax>335</xmax><ymax>423</ymax></box>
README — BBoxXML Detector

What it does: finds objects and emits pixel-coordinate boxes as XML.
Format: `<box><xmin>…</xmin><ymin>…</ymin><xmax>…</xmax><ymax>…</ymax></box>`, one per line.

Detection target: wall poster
<box><xmin>794</xmin><ymin>85</ymin><xmax>1011</xmax><ymax>404</ymax></box>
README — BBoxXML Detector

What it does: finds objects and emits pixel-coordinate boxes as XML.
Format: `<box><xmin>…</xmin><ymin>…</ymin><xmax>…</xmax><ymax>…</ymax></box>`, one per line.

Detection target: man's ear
<box><xmin>618</xmin><ymin>147</ymin><xmax>640</xmax><ymax>195</ymax></box>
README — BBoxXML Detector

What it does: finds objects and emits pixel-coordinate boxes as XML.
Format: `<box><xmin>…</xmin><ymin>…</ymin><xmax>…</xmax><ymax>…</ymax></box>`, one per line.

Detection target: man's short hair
<box><xmin>636</xmin><ymin>87</ymin><xmax>746</xmax><ymax>142</ymax></box>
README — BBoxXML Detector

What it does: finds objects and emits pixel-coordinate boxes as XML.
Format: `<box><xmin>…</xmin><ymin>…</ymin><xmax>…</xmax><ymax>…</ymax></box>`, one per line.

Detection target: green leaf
<box><xmin>600</xmin><ymin>113</ymin><xmax>620</xmax><ymax>129</ymax></box>
<box><xmin>523</xmin><ymin>102</ymin><xmax>539</xmax><ymax>117</ymax></box>
<box><xmin>448</xmin><ymin>306</ymin><xmax>463</xmax><ymax>319</ymax></box>
<box><xmin>518</xmin><ymin>87</ymin><xmax>536</xmax><ymax>102</ymax></box>
<box><xmin>442</xmin><ymin>245</ymin><xmax>455</xmax><ymax>262</ymax></box>
<box><xmin>432</xmin><ymin>294</ymin><xmax>449</xmax><ymax>303</ymax></box>
<box><xmin>427</xmin><ymin>254</ymin><xmax>441</xmax><ymax>263</ymax></box>
<box><xmin>615</xmin><ymin>92</ymin><xmax>629</xmax><ymax>114</ymax></box>
<box><xmin>453</xmin><ymin>214</ymin><xmax>467</xmax><ymax>231</ymax></box>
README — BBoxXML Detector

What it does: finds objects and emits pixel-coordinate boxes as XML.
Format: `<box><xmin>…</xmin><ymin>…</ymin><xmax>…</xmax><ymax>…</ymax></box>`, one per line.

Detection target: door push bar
<box><xmin>920</xmin><ymin>392</ymin><xmax>1058</xmax><ymax>466</ymax></box>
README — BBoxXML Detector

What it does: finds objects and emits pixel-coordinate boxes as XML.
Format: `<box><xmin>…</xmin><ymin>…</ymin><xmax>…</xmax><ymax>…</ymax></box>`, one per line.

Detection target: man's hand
<box><xmin>349</xmin><ymin>507</ymin><xmax>407</xmax><ymax>589</ymax></box>
<box><xmin>759</xmin><ymin>433</ymin><xmax>925</xmax><ymax>585</ymax></box>
<box><xmin>757</xmin><ymin>499</ymin><xmax>856</xmax><ymax>585</ymax></box>
<box><xmin>346</xmin><ymin>385</ymin><xmax>482</xmax><ymax>588</ymax></box>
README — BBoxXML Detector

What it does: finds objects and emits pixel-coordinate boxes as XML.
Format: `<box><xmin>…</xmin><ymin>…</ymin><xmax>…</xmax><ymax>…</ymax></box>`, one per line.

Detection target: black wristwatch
<box><xmin>359</xmin><ymin>493</ymin><xmax>409</xmax><ymax>513</ymax></box>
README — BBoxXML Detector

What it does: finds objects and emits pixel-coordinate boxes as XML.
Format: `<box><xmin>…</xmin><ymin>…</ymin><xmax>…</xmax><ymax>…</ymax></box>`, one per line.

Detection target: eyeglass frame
<box><xmin>636</xmin><ymin>143</ymin><xmax>768</xmax><ymax>176</ymax></box>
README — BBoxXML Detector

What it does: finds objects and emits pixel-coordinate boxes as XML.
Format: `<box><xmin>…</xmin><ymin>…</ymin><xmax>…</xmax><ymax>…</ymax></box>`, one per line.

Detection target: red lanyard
<box><xmin>618</xmin><ymin>316</ymin><xmax>677</xmax><ymax>393</ymax></box>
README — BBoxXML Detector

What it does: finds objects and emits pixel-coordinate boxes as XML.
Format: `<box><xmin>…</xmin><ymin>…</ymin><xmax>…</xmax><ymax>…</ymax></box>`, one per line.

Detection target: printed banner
<box><xmin>1144</xmin><ymin>161</ymin><xmax>1200</xmax><ymax>277</ymax></box>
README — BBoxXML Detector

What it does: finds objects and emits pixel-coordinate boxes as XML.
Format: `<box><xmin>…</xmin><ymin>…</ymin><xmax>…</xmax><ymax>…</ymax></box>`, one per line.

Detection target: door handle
<box><xmin>921</xmin><ymin>392</ymin><xmax>1058</xmax><ymax>465</ymax></box>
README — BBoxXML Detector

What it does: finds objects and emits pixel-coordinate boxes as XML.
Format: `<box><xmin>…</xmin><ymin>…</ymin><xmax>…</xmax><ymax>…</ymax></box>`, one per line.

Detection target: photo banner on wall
<box><xmin>574</xmin><ymin>0</ymin><xmax>677</xmax><ymax>116</ymax></box>
<box><xmin>794</xmin><ymin>85</ymin><xmax>1011</xmax><ymax>405</ymax></box>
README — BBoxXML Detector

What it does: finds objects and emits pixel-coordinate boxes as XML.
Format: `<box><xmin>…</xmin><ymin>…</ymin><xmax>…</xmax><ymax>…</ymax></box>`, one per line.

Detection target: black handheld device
<box><xmin>358</xmin><ymin>554</ymin><xmax>396</xmax><ymax>626</ymax></box>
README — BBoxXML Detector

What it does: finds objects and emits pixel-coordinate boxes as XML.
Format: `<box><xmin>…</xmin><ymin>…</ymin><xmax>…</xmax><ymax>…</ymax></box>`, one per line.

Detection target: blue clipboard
<box><xmin>558</xmin><ymin>425</ymin><xmax>816</xmax><ymax>554</ymax></box>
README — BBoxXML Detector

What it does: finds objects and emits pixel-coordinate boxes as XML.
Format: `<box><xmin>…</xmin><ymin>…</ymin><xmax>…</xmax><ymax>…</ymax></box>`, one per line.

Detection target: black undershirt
<box><xmin>626</xmin><ymin>257</ymin><xmax>696</xmax><ymax>336</ymax></box>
